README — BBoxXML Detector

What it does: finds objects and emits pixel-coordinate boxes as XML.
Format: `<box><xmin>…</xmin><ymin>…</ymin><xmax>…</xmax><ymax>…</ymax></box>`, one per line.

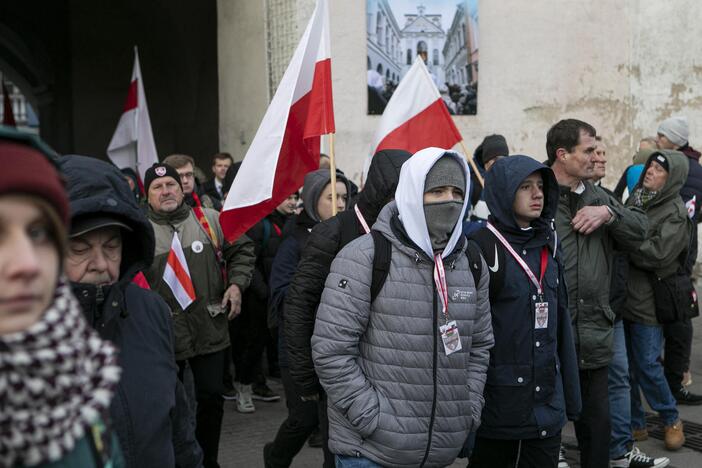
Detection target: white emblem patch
<box><xmin>155</xmin><ymin>166</ymin><xmax>167</xmax><ymax>176</ymax></box>
<box><xmin>192</xmin><ymin>240</ymin><xmax>204</xmax><ymax>253</ymax></box>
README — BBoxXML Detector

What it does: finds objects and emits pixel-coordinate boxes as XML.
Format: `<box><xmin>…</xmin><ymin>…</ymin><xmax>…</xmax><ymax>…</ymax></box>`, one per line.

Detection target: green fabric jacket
<box><xmin>556</xmin><ymin>181</ymin><xmax>648</xmax><ymax>369</ymax></box>
<box><xmin>146</xmin><ymin>203</ymin><xmax>255</xmax><ymax>360</ymax></box>
<box><xmin>624</xmin><ymin>150</ymin><xmax>692</xmax><ymax>325</ymax></box>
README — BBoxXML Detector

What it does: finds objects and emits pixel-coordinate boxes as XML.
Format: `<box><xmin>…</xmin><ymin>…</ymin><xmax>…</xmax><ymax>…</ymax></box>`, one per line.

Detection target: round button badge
<box><xmin>192</xmin><ymin>240</ymin><xmax>204</xmax><ymax>253</ymax></box>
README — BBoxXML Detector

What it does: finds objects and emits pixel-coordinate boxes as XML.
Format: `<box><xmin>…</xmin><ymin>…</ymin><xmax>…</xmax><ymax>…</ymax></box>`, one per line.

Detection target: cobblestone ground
<box><xmin>219</xmin><ymin>317</ymin><xmax>702</xmax><ymax>467</ymax></box>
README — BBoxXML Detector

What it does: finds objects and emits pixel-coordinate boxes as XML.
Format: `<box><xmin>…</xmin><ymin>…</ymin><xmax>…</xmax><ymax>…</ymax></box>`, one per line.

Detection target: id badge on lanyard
<box><xmin>434</xmin><ymin>254</ymin><xmax>462</xmax><ymax>356</ymax></box>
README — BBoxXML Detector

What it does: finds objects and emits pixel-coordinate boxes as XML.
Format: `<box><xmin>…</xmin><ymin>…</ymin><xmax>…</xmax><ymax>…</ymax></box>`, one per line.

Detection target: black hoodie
<box><xmin>59</xmin><ymin>155</ymin><xmax>202</xmax><ymax>468</ymax></box>
<box><xmin>284</xmin><ymin>149</ymin><xmax>411</xmax><ymax>396</ymax></box>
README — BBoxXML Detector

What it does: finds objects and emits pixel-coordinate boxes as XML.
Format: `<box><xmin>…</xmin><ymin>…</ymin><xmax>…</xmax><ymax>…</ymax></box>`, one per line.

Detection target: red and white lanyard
<box><xmin>355</xmin><ymin>205</ymin><xmax>371</xmax><ymax>234</ymax></box>
<box><xmin>433</xmin><ymin>254</ymin><xmax>450</xmax><ymax>324</ymax></box>
<box><xmin>487</xmin><ymin>222</ymin><xmax>548</xmax><ymax>297</ymax></box>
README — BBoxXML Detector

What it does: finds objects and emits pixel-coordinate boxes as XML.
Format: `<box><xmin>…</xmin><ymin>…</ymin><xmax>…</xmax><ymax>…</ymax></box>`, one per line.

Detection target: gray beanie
<box><xmin>424</xmin><ymin>155</ymin><xmax>466</xmax><ymax>194</ymax></box>
<box><xmin>658</xmin><ymin>116</ymin><xmax>689</xmax><ymax>147</ymax></box>
<box><xmin>301</xmin><ymin>169</ymin><xmax>347</xmax><ymax>222</ymax></box>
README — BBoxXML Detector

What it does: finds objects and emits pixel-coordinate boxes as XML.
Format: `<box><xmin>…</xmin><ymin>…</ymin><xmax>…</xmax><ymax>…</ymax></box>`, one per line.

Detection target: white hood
<box><xmin>395</xmin><ymin>147</ymin><xmax>471</xmax><ymax>259</ymax></box>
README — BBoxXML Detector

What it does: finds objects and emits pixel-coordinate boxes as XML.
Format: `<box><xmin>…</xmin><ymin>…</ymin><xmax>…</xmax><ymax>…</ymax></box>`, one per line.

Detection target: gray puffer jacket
<box><xmin>312</xmin><ymin>149</ymin><xmax>493</xmax><ymax>468</ymax></box>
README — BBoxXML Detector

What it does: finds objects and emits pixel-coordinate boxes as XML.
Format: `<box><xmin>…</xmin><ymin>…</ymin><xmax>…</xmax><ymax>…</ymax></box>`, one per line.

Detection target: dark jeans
<box><xmin>178</xmin><ymin>350</ymin><xmax>226</xmax><ymax>468</ymax></box>
<box><xmin>469</xmin><ymin>433</ymin><xmax>562</xmax><ymax>468</ymax></box>
<box><xmin>573</xmin><ymin>366</ymin><xmax>610</xmax><ymax>468</ymax></box>
<box><xmin>265</xmin><ymin>366</ymin><xmax>319</xmax><ymax>468</ymax></box>
<box><xmin>231</xmin><ymin>294</ymin><xmax>270</xmax><ymax>384</ymax></box>
<box><xmin>663</xmin><ymin>318</ymin><xmax>693</xmax><ymax>392</ymax></box>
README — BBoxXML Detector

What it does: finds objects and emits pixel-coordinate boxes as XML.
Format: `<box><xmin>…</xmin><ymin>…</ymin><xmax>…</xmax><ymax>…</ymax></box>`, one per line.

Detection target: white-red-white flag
<box><xmin>107</xmin><ymin>47</ymin><xmax>158</xmax><ymax>181</ymax></box>
<box><xmin>163</xmin><ymin>232</ymin><xmax>196</xmax><ymax>311</ymax></box>
<box><xmin>220</xmin><ymin>0</ymin><xmax>334</xmax><ymax>241</ymax></box>
<box><xmin>370</xmin><ymin>58</ymin><xmax>461</xmax><ymax>156</ymax></box>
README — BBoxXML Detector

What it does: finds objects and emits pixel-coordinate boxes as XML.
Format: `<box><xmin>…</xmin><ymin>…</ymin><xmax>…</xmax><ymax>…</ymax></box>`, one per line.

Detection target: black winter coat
<box><xmin>284</xmin><ymin>149</ymin><xmax>410</xmax><ymax>396</ymax></box>
<box><xmin>59</xmin><ymin>155</ymin><xmax>202</xmax><ymax>468</ymax></box>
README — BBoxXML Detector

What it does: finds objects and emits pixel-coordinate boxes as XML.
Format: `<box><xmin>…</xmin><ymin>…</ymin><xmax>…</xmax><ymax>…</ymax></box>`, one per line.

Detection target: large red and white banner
<box><xmin>220</xmin><ymin>0</ymin><xmax>334</xmax><ymax>241</ymax></box>
<box><xmin>163</xmin><ymin>232</ymin><xmax>195</xmax><ymax>311</ymax></box>
<box><xmin>370</xmin><ymin>58</ymin><xmax>461</xmax><ymax>155</ymax></box>
<box><xmin>107</xmin><ymin>47</ymin><xmax>158</xmax><ymax>181</ymax></box>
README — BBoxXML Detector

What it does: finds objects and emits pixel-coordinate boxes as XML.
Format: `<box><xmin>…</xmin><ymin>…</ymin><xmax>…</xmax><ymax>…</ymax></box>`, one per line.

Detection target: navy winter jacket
<box><xmin>473</xmin><ymin>156</ymin><xmax>581</xmax><ymax>440</ymax></box>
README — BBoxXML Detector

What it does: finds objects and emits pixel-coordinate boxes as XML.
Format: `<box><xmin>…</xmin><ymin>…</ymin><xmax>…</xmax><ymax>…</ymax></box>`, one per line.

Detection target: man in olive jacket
<box><xmin>143</xmin><ymin>162</ymin><xmax>255</xmax><ymax>468</ymax></box>
<box><xmin>546</xmin><ymin>119</ymin><xmax>648</xmax><ymax>468</ymax></box>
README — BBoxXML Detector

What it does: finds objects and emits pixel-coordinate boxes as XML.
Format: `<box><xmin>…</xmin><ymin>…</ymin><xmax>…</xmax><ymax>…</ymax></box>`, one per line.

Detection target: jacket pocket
<box><xmin>576</xmin><ymin>303</ymin><xmax>614</xmax><ymax>368</ymax></box>
<box><xmin>345</xmin><ymin>386</ymin><xmax>380</xmax><ymax>438</ymax></box>
<box><xmin>482</xmin><ymin>364</ymin><xmax>533</xmax><ymax>427</ymax></box>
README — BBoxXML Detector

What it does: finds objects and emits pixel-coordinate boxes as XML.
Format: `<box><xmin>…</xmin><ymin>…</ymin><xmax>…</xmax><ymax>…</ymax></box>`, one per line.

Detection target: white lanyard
<box><xmin>355</xmin><ymin>205</ymin><xmax>370</xmax><ymax>234</ymax></box>
<box><xmin>433</xmin><ymin>254</ymin><xmax>450</xmax><ymax>324</ymax></box>
<box><xmin>486</xmin><ymin>222</ymin><xmax>544</xmax><ymax>296</ymax></box>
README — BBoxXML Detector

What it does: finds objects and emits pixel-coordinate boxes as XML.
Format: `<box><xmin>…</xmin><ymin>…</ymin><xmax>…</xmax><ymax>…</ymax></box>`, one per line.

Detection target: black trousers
<box><xmin>663</xmin><ymin>318</ymin><xmax>693</xmax><ymax>392</ymax></box>
<box><xmin>265</xmin><ymin>366</ymin><xmax>319</xmax><ymax>467</ymax></box>
<box><xmin>231</xmin><ymin>293</ymin><xmax>270</xmax><ymax>384</ymax></box>
<box><xmin>469</xmin><ymin>433</ymin><xmax>562</xmax><ymax>468</ymax></box>
<box><xmin>178</xmin><ymin>350</ymin><xmax>226</xmax><ymax>468</ymax></box>
<box><xmin>573</xmin><ymin>366</ymin><xmax>610</xmax><ymax>468</ymax></box>
<box><xmin>318</xmin><ymin>392</ymin><xmax>335</xmax><ymax>468</ymax></box>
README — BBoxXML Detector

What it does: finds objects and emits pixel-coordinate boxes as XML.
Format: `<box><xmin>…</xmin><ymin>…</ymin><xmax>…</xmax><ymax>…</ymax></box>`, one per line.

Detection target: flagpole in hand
<box><xmin>328</xmin><ymin>133</ymin><xmax>338</xmax><ymax>216</ymax></box>
<box><xmin>459</xmin><ymin>140</ymin><xmax>484</xmax><ymax>188</ymax></box>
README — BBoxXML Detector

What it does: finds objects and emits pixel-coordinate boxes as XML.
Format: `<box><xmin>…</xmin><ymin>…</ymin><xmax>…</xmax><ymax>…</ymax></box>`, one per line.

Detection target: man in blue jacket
<box><xmin>468</xmin><ymin>156</ymin><xmax>581</xmax><ymax>467</ymax></box>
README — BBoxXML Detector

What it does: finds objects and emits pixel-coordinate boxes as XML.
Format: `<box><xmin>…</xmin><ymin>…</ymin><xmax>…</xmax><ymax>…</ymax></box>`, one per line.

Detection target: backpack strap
<box><xmin>468</xmin><ymin>228</ymin><xmax>505</xmax><ymax>300</ymax></box>
<box><xmin>370</xmin><ymin>230</ymin><xmax>392</xmax><ymax>303</ymax></box>
<box><xmin>261</xmin><ymin>218</ymin><xmax>272</xmax><ymax>251</ymax></box>
<box><xmin>464</xmin><ymin>240</ymin><xmax>483</xmax><ymax>289</ymax></box>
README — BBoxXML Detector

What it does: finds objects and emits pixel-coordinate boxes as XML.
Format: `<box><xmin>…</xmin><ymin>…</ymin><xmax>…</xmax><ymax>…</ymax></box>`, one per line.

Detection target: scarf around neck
<box><xmin>631</xmin><ymin>187</ymin><xmax>658</xmax><ymax>209</ymax></box>
<box><xmin>0</xmin><ymin>280</ymin><xmax>121</xmax><ymax>466</ymax></box>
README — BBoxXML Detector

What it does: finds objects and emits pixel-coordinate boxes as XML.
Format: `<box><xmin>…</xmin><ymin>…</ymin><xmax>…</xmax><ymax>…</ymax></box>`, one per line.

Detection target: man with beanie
<box><xmin>285</xmin><ymin>149</ymin><xmax>410</xmax><ymax>466</ymax></box>
<box><xmin>656</xmin><ymin>116</ymin><xmax>702</xmax><ymax>405</ymax></box>
<box><xmin>59</xmin><ymin>155</ymin><xmax>203</xmax><ymax>468</ymax></box>
<box><xmin>142</xmin><ymin>162</ymin><xmax>256</xmax><ymax>468</ymax></box>
<box><xmin>312</xmin><ymin>148</ymin><xmax>493</xmax><ymax>467</ymax></box>
<box><xmin>547</xmin><ymin>119</ymin><xmax>649</xmax><ymax>468</ymax></box>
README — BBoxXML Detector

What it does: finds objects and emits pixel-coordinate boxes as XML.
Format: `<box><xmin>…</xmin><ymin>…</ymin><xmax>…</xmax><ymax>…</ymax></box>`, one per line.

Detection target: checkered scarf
<box><xmin>630</xmin><ymin>187</ymin><xmax>658</xmax><ymax>209</ymax></box>
<box><xmin>0</xmin><ymin>280</ymin><xmax>121</xmax><ymax>466</ymax></box>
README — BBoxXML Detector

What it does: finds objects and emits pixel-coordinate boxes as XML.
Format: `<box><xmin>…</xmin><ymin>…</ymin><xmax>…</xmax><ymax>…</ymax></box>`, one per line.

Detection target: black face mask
<box><xmin>423</xmin><ymin>200</ymin><xmax>463</xmax><ymax>252</ymax></box>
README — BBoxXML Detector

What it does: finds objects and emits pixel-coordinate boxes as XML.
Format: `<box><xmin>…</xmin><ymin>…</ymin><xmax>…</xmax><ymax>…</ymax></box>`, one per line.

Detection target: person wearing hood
<box><xmin>59</xmin><ymin>155</ymin><xmax>203</xmax><ymax>468</ymax></box>
<box><xmin>613</xmin><ymin>148</ymin><xmax>656</xmax><ymax>202</ymax></box>
<box><xmin>311</xmin><ymin>148</ymin><xmax>493</xmax><ymax>467</ymax></box>
<box><xmin>284</xmin><ymin>149</ymin><xmax>410</xmax><ymax>465</ymax></box>
<box><xmin>466</xmin><ymin>156</ymin><xmax>581</xmax><ymax>467</ymax></box>
<box><xmin>142</xmin><ymin>162</ymin><xmax>255</xmax><ymax>468</ymax></box>
<box><xmin>624</xmin><ymin>150</ymin><xmax>692</xmax><ymax>452</ymax></box>
<box><xmin>0</xmin><ymin>128</ymin><xmax>123</xmax><ymax>467</ymax></box>
<box><xmin>264</xmin><ymin>169</ymin><xmax>348</xmax><ymax>468</ymax></box>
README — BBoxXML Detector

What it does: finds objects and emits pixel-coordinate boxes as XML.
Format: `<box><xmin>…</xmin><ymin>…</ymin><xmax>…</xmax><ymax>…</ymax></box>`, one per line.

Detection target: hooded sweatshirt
<box><xmin>624</xmin><ymin>150</ymin><xmax>692</xmax><ymax>325</ymax></box>
<box><xmin>475</xmin><ymin>156</ymin><xmax>581</xmax><ymax>439</ymax></box>
<box><xmin>312</xmin><ymin>148</ymin><xmax>493</xmax><ymax>467</ymax></box>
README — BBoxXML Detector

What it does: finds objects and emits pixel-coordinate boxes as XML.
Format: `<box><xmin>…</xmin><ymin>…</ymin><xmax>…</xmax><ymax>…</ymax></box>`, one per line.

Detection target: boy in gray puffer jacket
<box><xmin>312</xmin><ymin>148</ymin><xmax>494</xmax><ymax>467</ymax></box>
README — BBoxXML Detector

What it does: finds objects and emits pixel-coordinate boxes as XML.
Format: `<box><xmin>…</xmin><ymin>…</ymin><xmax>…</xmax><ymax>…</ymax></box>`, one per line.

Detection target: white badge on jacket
<box><xmin>440</xmin><ymin>320</ymin><xmax>462</xmax><ymax>356</ymax></box>
<box><xmin>535</xmin><ymin>302</ymin><xmax>548</xmax><ymax>329</ymax></box>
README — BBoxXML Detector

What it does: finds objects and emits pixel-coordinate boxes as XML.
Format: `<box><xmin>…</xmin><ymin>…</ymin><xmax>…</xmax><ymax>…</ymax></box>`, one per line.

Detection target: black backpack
<box><xmin>369</xmin><ymin>230</ymin><xmax>483</xmax><ymax>302</ymax></box>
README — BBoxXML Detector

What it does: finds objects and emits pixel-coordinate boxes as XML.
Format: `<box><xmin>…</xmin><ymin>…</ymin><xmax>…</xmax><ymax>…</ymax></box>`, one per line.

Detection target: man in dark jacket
<box><xmin>59</xmin><ymin>155</ymin><xmax>203</xmax><ymax>468</ymax></box>
<box><xmin>547</xmin><ymin>119</ymin><xmax>648</xmax><ymax>468</ymax></box>
<box><xmin>468</xmin><ymin>156</ymin><xmax>581</xmax><ymax>467</ymax></box>
<box><xmin>284</xmin><ymin>149</ymin><xmax>410</xmax><ymax>466</ymax></box>
<box><xmin>656</xmin><ymin>116</ymin><xmax>702</xmax><ymax>404</ymax></box>
<box><xmin>202</xmin><ymin>152</ymin><xmax>233</xmax><ymax>205</ymax></box>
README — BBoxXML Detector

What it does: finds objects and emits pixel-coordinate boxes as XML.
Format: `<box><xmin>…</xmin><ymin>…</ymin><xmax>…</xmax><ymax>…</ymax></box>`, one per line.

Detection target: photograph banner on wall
<box><xmin>366</xmin><ymin>0</ymin><xmax>478</xmax><ymax>115</ymax></box>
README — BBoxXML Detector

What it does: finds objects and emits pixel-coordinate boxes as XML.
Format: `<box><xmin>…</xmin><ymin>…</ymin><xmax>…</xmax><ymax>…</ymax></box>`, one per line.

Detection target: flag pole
<box><xmin>459</xmin><ymin>140</ymin><xmax>484</xmax><ymax>188</ymax></box>
<box><xmin>328</xmin><ymin>133</ymin><xmax>338</xmax><ymax>216</ymax></box>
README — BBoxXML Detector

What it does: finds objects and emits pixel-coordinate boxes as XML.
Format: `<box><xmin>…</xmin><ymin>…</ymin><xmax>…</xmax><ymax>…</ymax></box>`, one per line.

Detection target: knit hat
<box><xmin>0</xmin><ymin>130</ymin><xmax>69</xmax><ymax>225</ymax></box>
<box><xmin>658</xmin><ymin>116</ymin><xmax>689</xmax><ymax>147</ymax></box>
<box><xmin>143</xmin><ymin>162</ymin><xmax>183</xmax><ymax>193</ymax></box>
<box><xmin>477</xmin><ymin>134</ymin><xmax>509</xmax><ymax>165</ymax></box>
<box><xmin>647</xmin><ymin>152</ymin><xmax>670</xmax><ymax>173</ymax></box>
<box><xmin>424</xmin><ymin>155</ymin><xmax>466</xmax><ymax>194</ymax></box>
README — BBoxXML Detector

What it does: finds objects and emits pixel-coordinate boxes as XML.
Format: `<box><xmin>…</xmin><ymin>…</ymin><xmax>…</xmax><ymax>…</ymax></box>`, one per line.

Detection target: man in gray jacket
<box><xmin>312</xmin><ymin>148</ymin><xmax>493</xmax><ymax>467</ymax></box>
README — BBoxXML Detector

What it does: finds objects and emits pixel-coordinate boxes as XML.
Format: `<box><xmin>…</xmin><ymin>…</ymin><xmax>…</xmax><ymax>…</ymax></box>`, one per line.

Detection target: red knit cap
<box><xmin>0</xmin><ymin>141</ymin><xmax>69</xmax><ymax>225</ymax></box>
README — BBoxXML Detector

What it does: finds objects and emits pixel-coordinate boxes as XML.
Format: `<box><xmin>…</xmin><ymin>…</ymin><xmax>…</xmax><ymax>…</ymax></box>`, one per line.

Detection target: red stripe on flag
<box><xmin>220</xmin><ymin>90</ymin><xmax>319</xmax><ymax>241</ymax></box>
<box><xmin>167</xmin><ymin>249</ymin><xmax>195</xmax><ymax>300</ymax></box>
<box><xmin>376</xmin><ymin>99</ymin><xmax>461</xmax><ymax>154</ymax></box>
<box><xmin>123</xmin><ymin>79</ymin><xmax>138</xmax><ymax>112</ymax></box>
<box><xmin>304</xmin><ymin>58</ymin><xmax>335</xmax><ymax>137</ymax></box>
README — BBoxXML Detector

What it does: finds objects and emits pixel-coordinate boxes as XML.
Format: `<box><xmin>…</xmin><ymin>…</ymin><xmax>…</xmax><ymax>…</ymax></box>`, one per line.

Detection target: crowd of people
<box><xmin>0</xmin><ymin>115</ymin><xmax>701</xmax><ymax>468</ymax></box>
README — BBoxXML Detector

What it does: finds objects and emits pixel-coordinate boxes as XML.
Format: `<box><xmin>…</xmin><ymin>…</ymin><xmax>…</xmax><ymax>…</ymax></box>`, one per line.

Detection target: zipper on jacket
<box><xmin>420</xmin><ymin>280</ymin><xmax>439</xmax><ymax>467</ymax></box>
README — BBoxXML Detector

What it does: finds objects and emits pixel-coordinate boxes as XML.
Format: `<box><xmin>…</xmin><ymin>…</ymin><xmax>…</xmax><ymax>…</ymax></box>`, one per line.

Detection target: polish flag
<box><xmin>370</xmin><ymin>58</ymin><xmax>461</xmax><ymax>155</ymax></box>
<box><xmin>163</xmin><ymin>232</ymin><xmax>196</xmax><ymax>311</ymax></box>
<box><xmin>220</xmin><ymin>0</ymin><xmax>334</xmax><ymax>241</ymax></box>
<box><xmin>107</xmin><ymin>47</ymin><xmax>158</xmax><ymax>181</ymax></box>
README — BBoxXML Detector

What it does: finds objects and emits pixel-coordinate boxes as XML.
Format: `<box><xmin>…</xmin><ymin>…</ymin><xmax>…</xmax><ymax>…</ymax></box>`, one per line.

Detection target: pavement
<box><xmin>218</xmin><ymin>315</ymin><xmax>702</xmax><ymax>467</ymax></box>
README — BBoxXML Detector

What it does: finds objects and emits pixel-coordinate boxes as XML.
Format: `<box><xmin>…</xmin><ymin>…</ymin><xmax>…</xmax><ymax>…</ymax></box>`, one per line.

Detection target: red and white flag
<box><xmin>370</xmin><ymin>58</ymin><xmax>461</xmax><ymax>155</ymax></box>
<box><xmin>163</xmin><ymin>232</ymin><xmax>196</xmax><ymax>311</ymax></box>
<box><xmin>107</xmin><ymin>47</ymin><xmax>158</xmax><ymax>181</ymax></box>
<box><xmin>220</xmin><ymin>0</ymin><xmax>334</xmax><ymax>241</ymax></box>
